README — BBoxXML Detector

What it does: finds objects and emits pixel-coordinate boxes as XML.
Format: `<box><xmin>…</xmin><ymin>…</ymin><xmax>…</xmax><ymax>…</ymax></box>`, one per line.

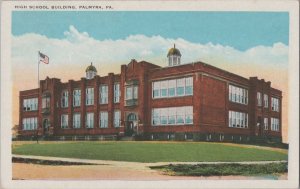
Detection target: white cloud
<box><xmin>12</xmin><ymin>25</ymin><xmax>288</xmax><ymax>83</ymax></box>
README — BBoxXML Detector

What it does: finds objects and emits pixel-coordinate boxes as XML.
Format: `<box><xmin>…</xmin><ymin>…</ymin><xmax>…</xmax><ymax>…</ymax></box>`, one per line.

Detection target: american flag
<box><xmin>39</xmin><ymin>52</ymin><xmax>49</xmax><ymax>64</ymax></box>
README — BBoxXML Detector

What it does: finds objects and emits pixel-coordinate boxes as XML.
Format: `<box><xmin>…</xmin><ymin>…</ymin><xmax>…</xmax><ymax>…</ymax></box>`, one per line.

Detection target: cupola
<box><xmin>167</xmin><ymin>44</ymin><xmax>181</xmax><ymax>66</ymax></box>
<box><xmin>85</xmin><ymin>62</ymin><xmax>97</xmax><ymax>79</ymax></box>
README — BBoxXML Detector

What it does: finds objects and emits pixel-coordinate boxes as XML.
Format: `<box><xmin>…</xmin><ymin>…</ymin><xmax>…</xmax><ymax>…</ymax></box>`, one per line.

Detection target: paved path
<box><xmin>12</xmin><ymin>154</ymin><xmax>288</xmax><ymax>167</ymax></box>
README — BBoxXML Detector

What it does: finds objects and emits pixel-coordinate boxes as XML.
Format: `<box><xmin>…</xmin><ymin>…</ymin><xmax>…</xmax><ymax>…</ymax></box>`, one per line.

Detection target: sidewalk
<box><xmin>12</xmin><ymin>154</ymin><xmax>288</xmax><ymax>167</ymax></box>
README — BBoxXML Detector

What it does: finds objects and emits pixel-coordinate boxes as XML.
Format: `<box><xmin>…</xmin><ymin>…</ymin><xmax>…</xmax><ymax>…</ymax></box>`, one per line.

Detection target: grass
<box><xmin>150</xmin><ymin>162</ymin><xmax>288</xmax><ymax>176</ymax></box>
<box><xmin>12</xmin><ymin>141</ymin><xmax>288</xmax><ymax>163</ymax></box>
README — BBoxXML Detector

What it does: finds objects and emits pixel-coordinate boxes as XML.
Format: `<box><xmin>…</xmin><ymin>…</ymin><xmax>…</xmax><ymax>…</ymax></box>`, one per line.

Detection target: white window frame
<box><xmin>114</xmin><ymin>83</ymin><xmax>120</xmax><ymax>103</ymax></box>
<box><xmin>61</xmin><ymin>90</ymin><xmax>69</xmax><ymax>108</ymax></box>
<box><xmin>100</xmin><ymin>85</ymin><xmax>108</xmax><ymax>104</ymax></box>
<box><xmin>264</xmin><ymin>117</ymin><xmax>268</xmax><ymax>130</ymax></box>
<box><xmin>228</xmin><ymin>110</ymin><xmax>248</xmax><ymax>129</ymax></box>
<box><xmin>264</xmin><ymin>94</ymin><xmax>268</xmax><ymax>108</ymax></box>
<box><xmin>73</xmin><ymin>113</ymin><xmax>81</xmax><ymax>128</ymax></box>
<box><xmin>113</xmin><ymin>110</ymin><xmax>121</xmax><ymax>128</ymax></box>
<box><xmin>271</xmin><ymin>97</ymin><xmax>280</xmax><ymax>112</ymax></box>
<box><xmin>152</xmin><ymin>106</ymin><xmax>193</xmax><ymax>126</ymax></box>
<box><xmin>86</xmin><ymin>87</ymin><xmax>94</xmax><ymax>105</ymax></box>
<box><xmin>23</xmin><ymin>98</ymin><xmax>38</xmax><ymax>111</ymax></box>
<box><xmin>61</xmin><ymin>114</ymin><xmax>68</xmax><ymax>129</ymax></box>
<box><xmin>257</xmin><ymin>92</ymin><xmax>262</xmax><ymax>106</ymax></box>
<box><xmin>73</xmin><ymin>89</ymin><xmax>81</xmax><ymax>107</ymax></box>
<box><xmin>228</xmin><ymin>85</ymin><xmax>248</xmax><ymax>105</ymax></box>
<box><xmin>86</xmin><ymin>112</ymin><xmax>94</xmax><ymax>128</ymax></box>
<box><xmin>99</xmin><ymin>111</ymin><xmax>108</xmax><ymax>128</ymax></box>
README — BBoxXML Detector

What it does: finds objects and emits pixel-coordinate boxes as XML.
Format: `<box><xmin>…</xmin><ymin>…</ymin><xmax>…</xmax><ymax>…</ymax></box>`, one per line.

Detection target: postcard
<box><xmin>1</xmin><ymin>0</ymin><xmax>299</xmax><ymax>189</ymax></box>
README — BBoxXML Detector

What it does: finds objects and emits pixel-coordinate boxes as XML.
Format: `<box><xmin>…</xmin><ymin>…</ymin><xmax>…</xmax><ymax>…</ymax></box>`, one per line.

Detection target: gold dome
<box><xmin>167</xmin><ymin>44</ymin><xmax>181</xmax><ymax>57</ymax></box>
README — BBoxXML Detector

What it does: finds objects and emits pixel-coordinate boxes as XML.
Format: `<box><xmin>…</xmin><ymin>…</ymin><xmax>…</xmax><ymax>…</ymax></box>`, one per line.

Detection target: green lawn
<box><xmin>12</xmin><ymin>141</ymin><xmax>288</xmax><ymax>163</ymax></box>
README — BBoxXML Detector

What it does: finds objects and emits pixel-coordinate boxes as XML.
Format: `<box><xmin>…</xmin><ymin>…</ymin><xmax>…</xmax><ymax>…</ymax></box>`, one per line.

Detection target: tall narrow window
<box><xmin>73</xmin><ymin>113</ymin><xmax>81</xmax><ymax>128</ymax></box>
<box><xmin>114</xmin><ymin>110</ymin><xmax>120</xmax><ymax>127</ymax></box>
<box><xmin>264</xmin><ymin>94</ymin><xmax>268</xmax><ymax>108</ymax></box>
<box><xmin>61</xmin><ymin>90</ymin><xmax>68</xmax><ymax>108</ymax></box>
<box><xmin>42</xmin><ymin>97</ymin><xmax>50</xmax><ymax>109</ymax></box>
<box><xmin>125</xmin><ymin>87</ymin><xmax>133</xmax><ymax>100</ymax></box>
<box><xmin>264</xmin><ymin>118</ymin><xmax>268</xmax><ymax>130</ymax></box>
<box><xmin>99</xmin><ymin>112</ymin><xmax>108</xmax><ymax>128</ymax></box>
<box><xmin>100</xmin><ymin>85</ymin><xmax>108</xmax><ymax>104</ymax></box>
<box><xmin>61</xmin><ymin>114</ymin><xmax>68</xmax><ymax>128</ymax></box>
<box><xmin>114</xmin><ymin>83</ymin><xmax>120</xmax><ymax>103</ymax></box>
<box><xmin>73</xmin><ymin>89</ymin><xmax>81</xmax><ymax>107</ymax></box>
<box><xmin>257</xmin><ymin>92</ymin><xmax>262</xmax><ymax>106</ymax></box>
<box><xmin>86</xmin><ymin>112</ymin><xmax>94</xmax><ymax>128</ymax></box>
<box><xmin>133</xmin><ymin>86</ymin><xmax>138</xmax><ymax>99</ymax></box>
<box><xmin>86</xmin><ymin>87</ymin><xmax>94</xmax><ymax>105</ymax></box>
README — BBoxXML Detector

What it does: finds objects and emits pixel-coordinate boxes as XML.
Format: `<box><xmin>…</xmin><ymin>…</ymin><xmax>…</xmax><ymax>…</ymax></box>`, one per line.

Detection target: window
<box><xmin>257</xmin><ymin>92</ymin><xmax>262</xmax><ymax>106</ymax></box>
<box><xmin>22</xmin><ymin>117</ymin><xmax>37</xmax><ymax>130</ymax></box>
<box><xmin>264</xmin><ymin>94</ymin><xmax>268</xmax><ymax>108</ymax></box>
<box><xmin>114</xmin><ymin>110</ymin><xmax>120</xmax><ymax>127</ymax></box>
<box><xmin>271</xmin><ymin>117</ymin><xmax>280</xmax><ymax>131</ymax></box>
<box><xmin>185</xmin><ymin>77</ymin><xmax>193</xmax><ymax>95</ymax></box>
<box><xmin>228</xmin><ymin>111</ymin><xmax>248</xmax><ymax>128</ymax></box>
<box><xmin>153</xmin><ymin>82</ymin><xmax>160</xmax><ymax>98</ymax></box>
<box><xmin>99</xmin><ymin>111</ymin><xmax>108</xmax><ymax>128</ymax></box>
<box><xmin>228</xmin><ymin>85</ymin><xmax>248</xmax><ymax>105</ymax></box>
<box><xmin>125</xmin><ymin>85</ymin><xmax>138</xmax><ymax>100</ymax></box>
<box><xmin>73</xmin><ymin>89</ymin><xmax>81</xmax><ymax>107</ymax></box>
<box><xmin>264</xmin><ymin>118</ymin><xmax>268</xmax><ymax>130</ymax></box>
<box><xmin>100</xmin><ymin>85</ymin><xmax>108</xmax><ymax>104</ymax></box>
<box><xmin>125</xmin><ymin>86</ymin><xmax>132</xmax><ymax>100</ymax></box>
<box><xmin>160</xmin><ymin>80</ymin><xmax>168</xmax><ymax>97</ymax></box>
<box><xmin>152</xmin><ymin>106</ymin><xmax>193</xmax><ymax>126</ymax></box>
<box><xmin>42</xmin><ymin>97</ymin><xmax>50</xmax><ymax>109</ymax></box>
<box><xmin>73</xmin><ymin>113</ymin><xmax>81</xmax><ymax>128</ymax></box>
<box><xmin>23</xmin><ymin>98</ymin><xmax>38</xmax><ymax>111</ymax></box>
<box><xmin>86</xmin><ymin>112</ymin><xmax>94</xmax><ymax>128</ymax></box>
<box><xmin>133</xmin><ymin>86</ymin><xmax>138</xmax><ymax>99</ymax></box>
<box><xmin>61</xmin><ymin>114</ymin><xmax>68</xmax><ymax>128</ymax></box>
<box><xmin>61</xmin><ymin>90</ymin><xmax>68</xmax><ymax>108</ymax></box>
<box><xmin>176</xmin><ymin>78</ymin><xmax>185</xmax><ymax>96</ymax></box>
<box><xmin>152</xmin><ymin>77</ymin><xmax>193</xmax><ymax>99</ymax></box>
<box><xmin>86</xmin><ymin>87</ymin><xmax>94</xmax><ymax>105</ymax></box>
<box><xmin>114</xmin><ymin>83</ymin><xmax>120</xmax><ymax>103</ymax></box>
<box><xmin>271</xmin><ymin>97</ymin><xmax>280</xmax><ymax>112</ymax></box>
<box><xmin>168</xmin><ymin>80</ymin><xmax>176</xmax><ymax>97</ymax></box>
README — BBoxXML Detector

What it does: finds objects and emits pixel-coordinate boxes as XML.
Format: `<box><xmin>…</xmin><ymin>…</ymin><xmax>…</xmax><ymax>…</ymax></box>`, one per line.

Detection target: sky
<box><xmin>12</xmin><ymin>11</ymin><xmax>289</xmax><ymax>51</ymax></box>
<box><xmin>11</xmin><ymin>11</ymin><xmax>289</xmax><ymax>142</ymax></box>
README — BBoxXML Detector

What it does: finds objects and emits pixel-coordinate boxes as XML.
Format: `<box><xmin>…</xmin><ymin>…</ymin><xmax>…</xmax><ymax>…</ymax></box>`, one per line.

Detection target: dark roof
<box><xmin>85</xmin><ymin>62</ymin><xmax>97</xmax><ymax>72</ymax></box>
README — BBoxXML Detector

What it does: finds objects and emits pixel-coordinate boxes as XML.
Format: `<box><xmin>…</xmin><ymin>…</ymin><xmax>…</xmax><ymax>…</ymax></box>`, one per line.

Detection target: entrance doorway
<box><xmin>125</xmin><ymin>113</ymin><xmax>137</xmax><ymax>136</ymax></box>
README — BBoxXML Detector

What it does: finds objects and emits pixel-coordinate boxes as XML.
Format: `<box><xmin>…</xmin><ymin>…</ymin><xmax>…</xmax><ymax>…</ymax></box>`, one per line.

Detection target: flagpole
<box><xmin>37</xmin><ymin>51</ymin><xmax>40</xmax><ymax>144</ymax></box>
<box><xmin>38</xmin><ymin>51</ymin><xmax>41</xmax><ymax>88</ymax></box>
